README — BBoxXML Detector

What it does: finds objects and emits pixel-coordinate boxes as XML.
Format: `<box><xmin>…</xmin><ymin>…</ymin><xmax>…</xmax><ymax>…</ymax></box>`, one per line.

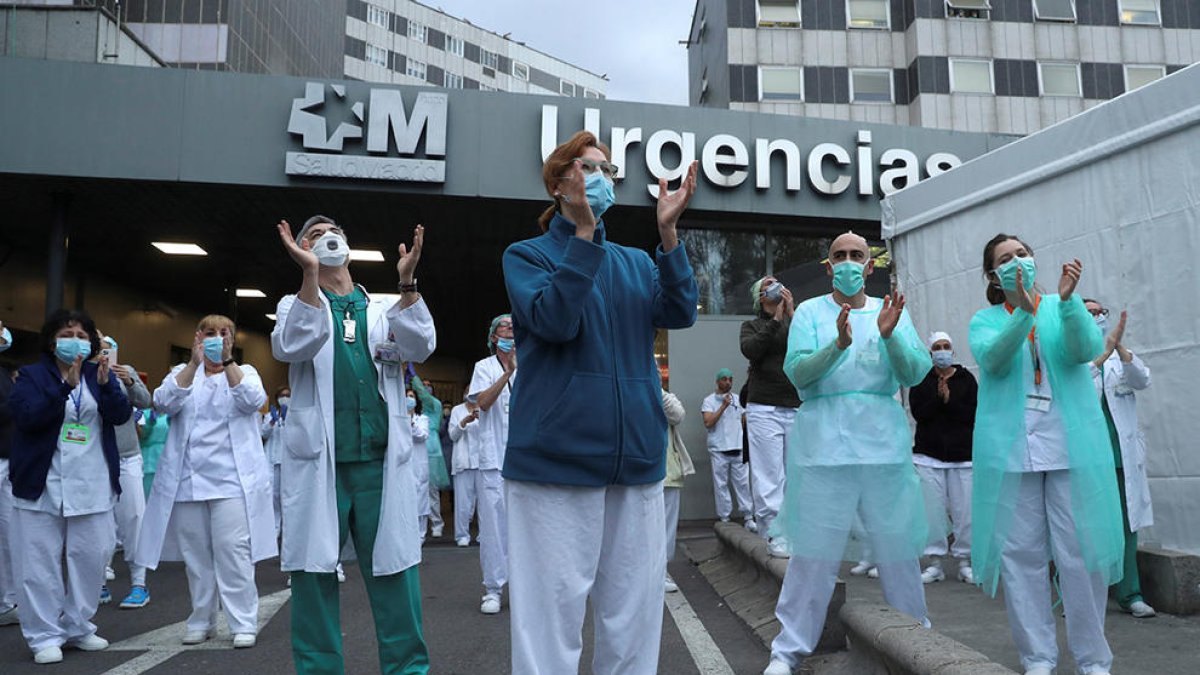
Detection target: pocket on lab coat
<box><xmin>284</xmin><ymin>407</ymin><xmax>325</xmax><ymax>460</ymax></box>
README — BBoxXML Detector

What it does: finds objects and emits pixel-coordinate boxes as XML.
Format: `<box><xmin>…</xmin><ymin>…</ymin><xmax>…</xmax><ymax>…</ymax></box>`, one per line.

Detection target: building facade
<box><xmin>343</xmin><ymin>0</ymin><xmax>607</xmax><ymax>98</ymax></box>
<box><xmin>688</xmin><ymin>0</ymin><xmax>1200</xmax><ymax>133</ymax></box>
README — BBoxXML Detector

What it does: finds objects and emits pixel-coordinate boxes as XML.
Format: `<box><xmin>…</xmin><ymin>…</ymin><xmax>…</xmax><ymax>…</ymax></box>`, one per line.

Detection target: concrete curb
<box><xmin>839</xmin><ymin>603</ymin><xmax>1018</xmax><ymax>675</ymax></box>
<box><xmin>1138</xmin><ymin>546</ymin><xmax>1200</xmax><ymax>615</ymax></box>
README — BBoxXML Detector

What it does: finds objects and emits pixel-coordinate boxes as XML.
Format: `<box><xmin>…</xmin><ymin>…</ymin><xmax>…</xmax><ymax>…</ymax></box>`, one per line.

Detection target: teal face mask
<box><xmin>832</xmin><ymin>261</ymin><xmax>866</xmax><ymax>297</ymax></box>
<box><xmin>203</xmin><ymin>336</ymin><xmax>225</xmax><ymax>363</ymax></box>
<box><xmin>994</xmin><ymin>256</ymin><xmax>1036</xmax><ymax>292</ymax></box>
<box><xmin>54</xmin><ymin>337</ymin><xmax>91</xmax><ymax>364</ymax></box>
<box><xmin>495</xmin><ymin>337</ymin><xmax>514</xmax><ymax>353</ymax></box>
<box><xmin>584</xmin><ymin>171</ymin><xmax>615</xmax><ymax>219</ymax></box>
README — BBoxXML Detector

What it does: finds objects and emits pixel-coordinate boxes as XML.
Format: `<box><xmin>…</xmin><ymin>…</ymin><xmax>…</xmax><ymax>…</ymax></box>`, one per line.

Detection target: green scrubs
<box><xmin>291</xmin><ymin>288</ymin><xmax>429</xmax><ymax>674</ymax></box>
<box><xmin>1103</xmin><ymin>389</ymin><xmax>1143</xmax><ymax>609</ymax></box>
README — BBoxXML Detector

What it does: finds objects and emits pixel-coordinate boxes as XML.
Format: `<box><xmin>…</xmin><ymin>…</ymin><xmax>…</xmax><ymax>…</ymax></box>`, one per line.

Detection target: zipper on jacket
<box><xmin>595</xmin><ymin>257</ymin><xmax>624</xmax><ymax>483</ymax></box>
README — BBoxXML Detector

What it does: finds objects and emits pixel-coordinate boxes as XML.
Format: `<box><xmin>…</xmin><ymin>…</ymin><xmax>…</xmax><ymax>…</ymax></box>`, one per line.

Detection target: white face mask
<box><xmin>931</xmin><ymin>350</ymin><xmax>954</xmax><ymax>369</ymax></box>
<box><xmin>312</xmin><ymin>232</ymin><xmax>350</xmax><ymax>267</ymax></box>
<box><xmin>277</xmin><ymin>396</ymin><xmax>291</xmax><ymax>408</ymax></box>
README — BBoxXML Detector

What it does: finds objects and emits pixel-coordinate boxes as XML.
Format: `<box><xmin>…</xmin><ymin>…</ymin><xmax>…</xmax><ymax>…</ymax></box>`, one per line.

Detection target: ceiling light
<box><xmin>236</xmin><ymin>289</ymin><xmax>266</xmax><ymax>298</ymax></box>
<box><xmin>152</xmin><ymin>242</ymin><xmax>207</xmax><ymax>256</ymax></box>
<box><xmin>350</xmin><ymin>249</ymin><xmax>385</xmax><ymax>262</ymax></box>
<box><xmin>266</xmin><ymin>314</ymin><xmax>277</xmax><ymax>321</ymax></box>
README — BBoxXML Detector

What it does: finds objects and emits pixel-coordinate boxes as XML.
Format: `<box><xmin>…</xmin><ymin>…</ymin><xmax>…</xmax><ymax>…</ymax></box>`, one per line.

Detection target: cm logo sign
<box><xmin>285</xmin><ymin>82</ymin><xmax>447</xmax><ymax>183</ymax></box>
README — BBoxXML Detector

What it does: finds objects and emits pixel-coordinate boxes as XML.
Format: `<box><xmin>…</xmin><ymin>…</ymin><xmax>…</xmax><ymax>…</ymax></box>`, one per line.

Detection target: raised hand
<box><xmin>877</xmin><ymin>293</ymin><xmax>906</xmax><ymax>339</ymax></box>
<box><xmin>1106</xmin><ymin>310</ymin><xmax>1128</xmax><ymax>350</ymax></box>
<box><xmin>189</xmin><ymin>332</ymin><xmax>204</xmax><ymax>366</ymax></box>
<box><xmin>556</xmin><ymin>160</ymin><xmax>596</xmax><ymax>235</ymax></box>
<box><xmin>836</xmin><ymin>303</ymin><xmax>853</xmax><ymax>349</ymax></box>
<box><xmin>277</xmin><ymin>220</ymin><xmax>319</xmax><ymax>274</ymax></box>
<box><xmin>222</xmin><ymin>333</ymin><xmax>234</xmax><ymax>363</ymax></box>
<box><xmin>1058</xmin><ymin>258</ymin><xmax>1082</xmax><ymax>301</ymax></box>
<box><xmin>656</xmin><ymin>160</ymin><xmax>699</xmax><ymax>232</ymax></box>
<box><xmin>397</xmin><ymin>225</ymin><xmax>424</xmax><ymax>284</ymax></box>
<box><xmin>66</xmin><ymin>355</ymin><xmax>82</xmax><ymax>388</ymax></box>
<box><xmin>1013</xmin><ymin>266</ymin><xmax>1037</xmax><ymax>313</ymax></box>
<box><xmin>97</xmin><ymin>353</ymin><xmax>110</xmax><ymax>385</ymax></box>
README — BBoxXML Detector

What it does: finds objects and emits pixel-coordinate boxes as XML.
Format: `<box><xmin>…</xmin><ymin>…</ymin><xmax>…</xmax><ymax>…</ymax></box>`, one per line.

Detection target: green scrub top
<box><xmin>323</xmin><ymin>287</ymin><xmax>388</xmax><ymax>463</ymax></box>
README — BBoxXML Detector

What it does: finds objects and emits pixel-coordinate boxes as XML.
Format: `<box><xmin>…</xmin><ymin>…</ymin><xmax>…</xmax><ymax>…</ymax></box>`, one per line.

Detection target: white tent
<box><xmin>882</xmin><ymin>64</ymin><xmax>1200</xmax><ymax>555</ymax></box>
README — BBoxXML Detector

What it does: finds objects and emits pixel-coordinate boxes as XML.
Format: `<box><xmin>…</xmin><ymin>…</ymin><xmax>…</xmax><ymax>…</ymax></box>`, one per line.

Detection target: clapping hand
<box><xmin>277</xmin><ymin>220</ymin><xmax>319</xmax><ymax>274</ymax></box>
<box><xmin>877</xmin><ymin>293</ymin><xmax>906</xmax><ymax>339</ymax></box>
<box><xmin>1058</xmin><ymin>259</ymin><xmax>1082</xmax><ymax>301</ymax></box>
<box><xmin>397</xmin><ymin>225</ymin><xmax>424</xmax><ymax>284</ymax></box>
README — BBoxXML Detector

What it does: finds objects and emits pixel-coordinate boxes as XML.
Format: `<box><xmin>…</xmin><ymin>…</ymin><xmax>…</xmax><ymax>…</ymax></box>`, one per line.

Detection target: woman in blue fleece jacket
<box><xmin>8</xmin><ymin>309</ymin><xmax>130</xmax><ymax>665</ymax></box>
<box><xmin>501</xmin><ymin>130</ymin><xmax>699</xmax><ymax>675</ymax></box>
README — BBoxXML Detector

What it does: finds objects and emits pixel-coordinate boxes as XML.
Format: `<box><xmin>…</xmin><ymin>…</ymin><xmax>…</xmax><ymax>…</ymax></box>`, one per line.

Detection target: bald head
<box><xmin>829</xmin><ymin>232</ymin><xmax>869</xmax><ymax>260</ymax></box>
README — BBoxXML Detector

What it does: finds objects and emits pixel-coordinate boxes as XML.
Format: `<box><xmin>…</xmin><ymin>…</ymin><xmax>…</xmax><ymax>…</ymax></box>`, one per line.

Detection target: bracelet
<box><xmin>222</xmin><ymin>358</ymin><xmax>236</xmax><ymax>366</ymax></box>
<box><xmin>397</xmin><ymin>279</ymin><xmax>419</xmax><ymax>293</ymax></box>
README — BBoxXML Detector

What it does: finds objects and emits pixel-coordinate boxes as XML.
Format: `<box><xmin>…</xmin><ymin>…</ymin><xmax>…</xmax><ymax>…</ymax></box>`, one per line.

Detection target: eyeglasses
<box><xmin>1087</xmin><ymin>308</ymin><xmax>1110</xmax><ymax>317</ymax></box>
<box><xmin>575</xmin><ymin>157</ymin><xmax>619</xmax><ymax>180</ymax></box>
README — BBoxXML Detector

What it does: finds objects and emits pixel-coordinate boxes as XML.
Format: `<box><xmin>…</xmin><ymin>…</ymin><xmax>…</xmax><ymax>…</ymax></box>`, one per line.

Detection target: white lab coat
<box><xmin>135</xmin><ymin>363</ymin><xmax>276</xmax><ymax>568</ymax></box>
<box><xmin>270</xmin><ymin>290</ymin><xmax>435</xmax><ymax>575</ymax></box>
<box><xmin>1092</xmin><ymin>351</ymin><xmax>1153</xmax><ymax>531</ymax></box>
<box><xmin>447</xmin><ymin>403</ymin><xmax>483</xmax><ymax>474</ymax></box>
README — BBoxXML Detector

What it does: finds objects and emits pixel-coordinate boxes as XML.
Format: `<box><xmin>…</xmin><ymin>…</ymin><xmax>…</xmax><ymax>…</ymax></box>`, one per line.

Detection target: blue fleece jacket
<box><xmin>501</xmin><ymin>214</ymin><xmax>698</xmax><ymax>487</ymax></box>
<box><xmin>8</xmin><ymin>355</ymin><xmax>130</xmax><ymax>501</ymax></box>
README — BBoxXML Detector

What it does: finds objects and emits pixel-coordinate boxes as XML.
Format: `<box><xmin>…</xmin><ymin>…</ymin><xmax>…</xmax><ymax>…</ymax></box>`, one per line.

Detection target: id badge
<box><xmin>856</xmin><ymin>340</ymin><xmax>881</xmax><ymax>367</ymax></box>
<box><xmin>62</xmin><ymin>423</ymin><xmax>89</xmax><ymax>444</ymax></box>
<box><xmin>343</xmin><ymin>318</ymin><xmax>357</xmax><ymax>343</ymax></box>
<box><xmin>1025</xmin><ymin>394</ymin><xmax>1051</xmax><ymax>412</ymax></box>
<box><xmin>374</xmin><ymin>341</ymin><xmax>402</xmax><ymax>366</ymax></box>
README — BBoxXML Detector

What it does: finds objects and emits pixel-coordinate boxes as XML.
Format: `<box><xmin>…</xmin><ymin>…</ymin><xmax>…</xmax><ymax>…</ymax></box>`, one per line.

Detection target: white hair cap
<box><xmin>927</xmin><ymin>331</ymin><xmax>952</xmax><ymax>349</ymax></box>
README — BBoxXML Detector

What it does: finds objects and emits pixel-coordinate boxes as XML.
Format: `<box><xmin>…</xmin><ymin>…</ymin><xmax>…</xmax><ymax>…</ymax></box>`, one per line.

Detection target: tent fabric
<box><xmin>882</xmin><ymin>63</ymin><xmax>1200</xmax><ymax>557</ymax></box>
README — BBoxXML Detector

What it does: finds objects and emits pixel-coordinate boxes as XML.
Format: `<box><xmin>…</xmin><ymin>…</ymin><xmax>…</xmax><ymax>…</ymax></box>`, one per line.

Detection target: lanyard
<box><xmin>495</xmin><ymin>355</ymin><xmax>513</xmax><ymax>393</ymax></box>
<box><xmin>69</xmin><ymin>384</ymin><xmax>84</xmax><ymax>423</ymax></box>
<box><xmin>1004</xmin><ymin>296</ymin><xmax>1043</xmax><ymax>386</ymax></box>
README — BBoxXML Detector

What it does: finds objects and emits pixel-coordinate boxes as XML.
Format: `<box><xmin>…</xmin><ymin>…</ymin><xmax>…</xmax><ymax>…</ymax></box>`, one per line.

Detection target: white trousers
<box><xmin>113</xmin><ymin>455</ymin><xmax>148</xmax><ymax>586</ymax></box>
<box><xmin>453</xmin><ymin>469</ymin><xmax>479</xmax><ymax>542</ymax></box>
<box><xmin>427</xmin><ymin>484</ymin><xmax>443</xmax><ymax>532</ymax></box>
<box><xmin>915</xmin><ymin>464</ymin><xmax>972</xmax><ymax>562</ymax></box>
<box><xmin>664</xmin><ymin>487</ymin><xmax>681</xmax><ymax>564</ymax></box>
<box><xmin>172</xmin><ymin>497</ymin><xmax>258</xmax><ymax>635</ymax></box>
<box><xmin>0</xmin><ymin>459</ymin><xmax>17</xmax><ymax>613</ymax></box>
<box><xmin>1002</xmin><ymin>471</ymin><xmax>1112</xmax><ymax>674</ymax></box>
<box><xmin>772</xmin><ymin>556</ymin><xmax>926</xmax><ymax>668</ymax></box>
<box><xmin>709</xmin><ymin>451</ymin><xmax>753</xmax><ymax>521</ymax></box>
<box><xmin>746</xmin><ymin>407</ymin><xmax>796</xmax><ymax>533</ymax></box>
<box><xmin>507</xmin><ymin>480</ymin><xmax>665</xmax><ymax>675</ymax></box>
<box><xmin>477</xmin><ymin>469</ymin><xmax>508</xmax><ymax>596</ymax></box>
<box><xmin>12</xmin><ymin>508</ymin><xmax>115</xmax><ymax>652</ymax></box>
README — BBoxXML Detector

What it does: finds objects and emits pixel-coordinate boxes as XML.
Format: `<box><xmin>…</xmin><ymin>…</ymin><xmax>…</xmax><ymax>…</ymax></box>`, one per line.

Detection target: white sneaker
<box><xmin>665</xmin><ymin>575</ymin><xmax>679</xmax><ymax>593</ymax></box>
<box><xmin>921</xmin><ymin>565</ymin><xmax>946</xmax><ymax>584</ymax></box>
<box><xmin>957</xmin><ymin>565</ymin><xmax>975</xmax><ymax>584</ymax></box>
<box><xmin>719</xmin><ymin>517</ymin><xmax>731</xmax><ymax>523</ymax></box>
<box><xmin>104</xmin><ymin>566</ymin><xmax>116</xmax><ymax>581</ymax></box>
<box><xmin>1023</xmin><ymin>668</ymin><xmax>1052</xmax><ymax>675</ymax></box>
<box><xmin>768</xmin><ymin>539</ymin><xmax>790</xmax><ymax>558</ymax></box>
<box><xmin>431</xmin><ymin>526</ymin><xmax>443</xmax><ymax>538</ymax></box>
<box><xmin>33</xmin><ymin>646</ymin><xmax>63</xmax><ymax>664</ymax></box>
<box><xmin>0</xmin><ymin>605</ymin><xmax>18</xmax><ymax>626</ymax></box>
<box><xmin>849</xmin><ymin>561</ymin><xmax>872</xmax><ymax>576</ymax></box>
<box><xmin>866</xmin><ymin>567</ymin><xmax>880</xmax><ymax>579</ymax></box>
<box><xmin>763</xmin><ymin>658</ymin><xmax>792</xmax><ymax>675</ymax></box>
<box><xmin>1126</xmin><ymin>600</ymin><xmax>1156</xmax><ymax>618</ymax></box>
<box><xmin>232</xmin><ymin>633</ymin><xmax>257</xmax><ymax>649</ymax></box>
<box><xmin>66</xmin><ymin>633</ymin><xmax>109</xmax><ymax>651</ymax></box>
<box><xmin>456</xmin><ymin>537</ymin><xmax>470</xmax><ymax>547</ymax></box>
<box><xmin>336</xmin><ymin>563</ymin><xmax>346</xmax><ymax>583</ymax></box>
<box><xmin>744</xmin><ymin>518</ymin><xmax>759</xmax><ymax>533</ymax></box>
<box><xmin>182</xmin><ymin>629</ymin><xmax>213</xmax><ymax>645</ymax></box>
<box><xmin>480</xmin><ymin>594</ymin><xmax>501</xmax><ymax>615</ymax></box>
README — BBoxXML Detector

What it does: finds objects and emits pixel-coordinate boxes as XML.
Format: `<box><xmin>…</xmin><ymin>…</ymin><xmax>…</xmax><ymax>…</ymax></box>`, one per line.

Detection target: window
<box><xmin>512</xmin><ymin>61</ymin><xmax>530</xmax><ymax>81</ymax></box>
<box><xmin>365</xmin><ymin>44</ymin><xmax>388</xmax><ymax>68</ymax></box>
<box><xmin>851</xmin><ymin>69</ymin><xmax>893</xmax><ymax>103</ymax></box>
<box><xmin>406</xmin><ymin>58</ymin><xmax>427</xmax><ymax>81</ymax></box>
<box><xmin>560</xmin><ymin>80</ymin><xmax>576</xmax><ymax>96</ymax></box>
<box><xmin>847</xmin><ymin>0</ymin><xmax>890</xmax><ymax>29</ymax></box>
<box><xmin>1033</xmin><ymin>0</ymin><xmax>1076</xmax><ymax>21</ymax></box>
<box><xmin>949</xmin><ymin>59</ymin><xmax>993</xmax><ymax>94</ymax></box>
<box><xmin>366</xmin><ymin>4</ymin><xmax>390</xmax><ymax>28</ymax></box>
<box><xmin>758</xmin><ymin>1</ymin><xmax>800</xmax><ymax>27</ymax></box>
<box><xmin>1038</xmin><ymin>62</ymin><xmax>1081</xmax><ymax>96</ymax></box>
<box><xmin>583</xmin><ymin>88</ymin><xmax>601</xmax><ymax>99</ymax></box>
<box><xmin>945</xmin><ymin>0</ymin><xmax>991</xmax><ymax>19</ymax></box>
<box><xmin>444</xmin><ymin>72</ymin><xmax>463</xmax><ymax>89</ymax></box>
<box><xmin>1119</xmin><ymin>0</ymin><xmax>1159</xmax><ymax>25</ymax></box>
<box><xmin>481</xmin><ymin>49</ymin><xmax>499</xmax><ymax>70</ymax></box>
<box><xmin>445</xmin><ymin>35</ymin><xmax>465</xmax><ymax>56</ymax></box>
<box><xmin>480</xmin><ymin>83</ymin><xmax>497</xmax><ymax>91</ymax></box>
<box><xmin>408</xmin><ymin>21</ymin><xmax>427</xmax><ymax>43</ymax></box>
<box><xmin>1125</xmin><ymin>65</ymin><xmax>1165</xmax><ymax>91</ymax></box>
<box><xmin>760</xmin><ymin>66</ymin><xmax>803</xmax><ymax>100</ymax></box>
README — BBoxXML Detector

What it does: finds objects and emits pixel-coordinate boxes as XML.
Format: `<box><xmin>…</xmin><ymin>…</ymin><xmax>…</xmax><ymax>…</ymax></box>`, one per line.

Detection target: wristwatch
<box><xmin>397</xmin><ymin>279</ymin><xmax>419</xmax><ymax>293</ymax></box>
<box><xmin>222</xmin><ymin>358</ymin><xmax>236</xmax><ymax>367</ymax></box>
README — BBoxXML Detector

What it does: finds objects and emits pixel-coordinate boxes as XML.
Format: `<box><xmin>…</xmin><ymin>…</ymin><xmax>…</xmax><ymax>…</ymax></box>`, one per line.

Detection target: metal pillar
<box><xmin>45</xmin><ymin>193</ymin><xmax>69</xmax><ymax>318</ymax></box>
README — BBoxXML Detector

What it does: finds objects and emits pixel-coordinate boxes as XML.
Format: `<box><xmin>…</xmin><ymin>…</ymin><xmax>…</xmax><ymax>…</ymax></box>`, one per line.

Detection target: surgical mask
<box><xmin>832</xmin><ymin>261</ymin><xmax>866</xmax><ymax>297</ymax></box>
<box><xmin>931</xmin><ymin>350</ymin><xmax>954</xmax><ymax>369</ymax></box>
<box><xmin>584</xmin><ymin>171</ymin><xmax>615</xmax><ymax>219</ymax></box>
<box><xmin>495</xmin><ymin>337</ymin><xmax>514</xmax><ymax>353</ymax></box>
<box><xmin>277</xmin><ymin>396</ymin><xmax>291</xmax><ymax>408</ymax></box>
<box><xmin>1095</xmin><ymin>315</ymin><xmax>1108</xmax><ymax>333</ymax></box>
<box><xmin>0</xmin><ymin>327</ymin><xmax>11</xmax><ymax>353</ymax></box>
<box><xmin>312</xmin><ymin>232</ymin><xmax>350</xmax><ymax>267</ymax></box>
<box><xmin>994</xmin><ymin>256</ymin><xmax>1036</xmax><ymax>292</ymax></box>
<box><xmin>54</xmin><ymin>337</ymin><xmax>91</xmax><ymax>364</ymax></box>
<box><xmin>203</xmin><ymin>336</ymin><xmax>225</xmax><ymax>363</ymax></box>
<box><xmin>762</xmin><ymin>282</ymin><xmax>784</xmax><ymax>303</ymax></box>
<box><xmin>406</xmin><ymin>397</ymin><xmax>417</xmax><ymax>411</ymax></box>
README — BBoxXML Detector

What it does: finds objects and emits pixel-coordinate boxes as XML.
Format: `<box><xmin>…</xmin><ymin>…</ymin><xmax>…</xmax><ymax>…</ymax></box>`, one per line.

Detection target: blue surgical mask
<box><xmin>932</xmin><ymin>350</ymin><xmax>954</xmax><ymax>369</ymax></box>
<box><xmin>54</xmin><ymin>337</ymin><xmax>91</xmax><ymax>364</ymax></box>
<box><xmin>584</xmin><ymin>171</ymin><xmax>615</xmax><ymax>219</ymax></box>
<box><xmin>496</xmin><ymin>337</ymin><xmax>514</xmax><ymax>353</ymax></box>
<box><xmin>994</xmin><ymin>256</ymin><xmax>1036</xmax><ymax>292</ymax></box>
<box><xmin>1095</xmin><ymin>315</ymin><xmax>1108</xmax><ymax>333</ymax></box>
<box><xmin>762</xmin><ymin>282</ymin><xmax>784</xmax><ymax>303</ymax></box>
<box><xmin>406</xmin><ymin>397</ymin><xmax>417</xmax><ymax>411</ymax></box>
<box><xmin>832</xmin><ymin>261</ymin><xmax>866</xmax><ymax>297</ymax></box>
<box><xmin>0</xmin><ymin>327</ymin><xmax>11</xmax><ymax>353</ymax></box>
<box><xmin>203</xmin><ymin>336</ymin><xmax>225</xmax><ymax>363</ymax></box>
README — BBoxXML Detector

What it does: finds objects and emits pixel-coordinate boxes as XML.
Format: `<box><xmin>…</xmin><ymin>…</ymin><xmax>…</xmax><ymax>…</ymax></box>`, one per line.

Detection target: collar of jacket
<box><xmin>548</xmin><ymin>212</ymin><xmax>607</xmax><ymax>246</ymax></box>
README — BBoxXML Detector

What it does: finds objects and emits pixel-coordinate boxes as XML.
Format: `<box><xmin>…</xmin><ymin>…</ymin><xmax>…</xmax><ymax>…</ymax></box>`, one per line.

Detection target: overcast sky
<box><xmin>428</xmin><ymin>0</ymin><xmax>697</xmax><ymax>105</ymax></box>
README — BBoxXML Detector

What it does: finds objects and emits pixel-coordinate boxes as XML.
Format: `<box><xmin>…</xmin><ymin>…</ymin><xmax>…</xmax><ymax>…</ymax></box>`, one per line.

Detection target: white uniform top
<box><xmin>260</xmin><ymin>410</ymin><xmax>286</xmax><ymax>466</ymax></box>
<box><xmin>447</xmin><ymin>403</ymin><xmax>484</xmax><ymax>474</ymax></box>
<box><xmin>1021</xmin><ymin>338</ymin><xmax>1069</xmax><ymax>472</ymax></box>
<box><xmin>468</xmin><ymin>356</ymin><xmax>513</xmax><ymax>471</ymax></box>
<box><xmin>176</xmin><ymin>369</ymin><xmax>243</xmax><ymax>501</ymax></box>
<box><xmin>15</xmin><ymin>383</ymin><xmax>116</xmax><ymax>517</ymax></box>
<box><xmin>701</xmin><ymin>392</ymin><xmax>743</xmax><ymax>453</ymax></box>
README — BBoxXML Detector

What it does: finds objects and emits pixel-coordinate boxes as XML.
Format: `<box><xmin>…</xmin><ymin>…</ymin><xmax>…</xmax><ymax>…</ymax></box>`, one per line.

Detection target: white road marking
<box><xmin>99</xmin><ymin>588</ymin><xmax>291</xmax><ymax>675</ymax></box>
<box><xmin>665</xmin><ymin>586</ymin><xmax>736</xmax><ymax>675</ymax></box>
